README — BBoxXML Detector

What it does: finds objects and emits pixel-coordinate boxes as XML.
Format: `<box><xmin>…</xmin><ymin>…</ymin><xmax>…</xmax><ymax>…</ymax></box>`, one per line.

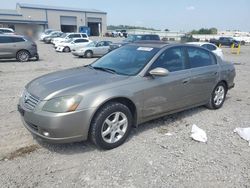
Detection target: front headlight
<box><xmin>42</xmin><ymin>95</ymin><xmax>82</xmax><ymax>113</ymax></box>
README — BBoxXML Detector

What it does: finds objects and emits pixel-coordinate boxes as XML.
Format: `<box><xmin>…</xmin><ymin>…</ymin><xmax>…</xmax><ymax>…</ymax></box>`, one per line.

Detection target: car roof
<box><xmin>129</xmin><ymin>41</ymin><xmax>218</xmax><ymax>50</ymax></box>
<box><xmin>0</xmin><ymin>28</ymin><xmax>14</xmax><ymax>31</ymax></box>
<box><xmin>0</xmin><ymin>34</ymin><xmax>23</xmax><ymax>37</ymax></box>
<box><xmin>187</xmin><ymin>42</ymin><xmax>215</xmax><ymax>46</ymax></box>
<box><xmin>129</xmin><ymin>41</ymin><xmax>169</xmax><ymax>48</ymax></box>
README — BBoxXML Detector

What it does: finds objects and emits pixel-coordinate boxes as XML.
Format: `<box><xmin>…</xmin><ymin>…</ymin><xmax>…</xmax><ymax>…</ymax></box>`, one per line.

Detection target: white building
<box><xmin>0</xmin><ymin>3</ymin><xmax>107</xmax><ymax>36</ymax></box>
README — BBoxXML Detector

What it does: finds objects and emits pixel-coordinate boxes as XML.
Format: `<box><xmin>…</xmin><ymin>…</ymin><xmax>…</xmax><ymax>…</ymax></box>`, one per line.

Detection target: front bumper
<box><xmin>17</xmin><ymin>103</ymin><xmax>95</xmax><ymax>144</ymax></box>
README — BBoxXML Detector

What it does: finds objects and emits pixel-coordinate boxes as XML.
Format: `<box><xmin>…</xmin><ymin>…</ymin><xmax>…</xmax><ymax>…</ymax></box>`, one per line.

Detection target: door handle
<box><xmin>182</xmin><ymin>78</ymin><xmax>190</xmax><ymax>84</ymax></box>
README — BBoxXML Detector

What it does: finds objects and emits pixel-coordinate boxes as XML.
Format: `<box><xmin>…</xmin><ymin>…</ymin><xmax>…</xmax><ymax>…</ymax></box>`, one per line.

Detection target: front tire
<box><xmin>85</xmin><ymin>50</ymin><xmax>93</xmax><ymax>58</ymax></box>
<box><xmin>16</xmin><ymin>50</ymin><xmax>30</xmax><ymax>62</ymax></box>
<box><xmin>90</xmin><ymin>102</ymin><xmax>133</xmax><ymax>149</ymax></box>
<box><xmin>63</xmin><ymin>46</ymin><xmax>70</xmax><ymax>52</ymax></box>
<box><xmin>206</xmin><ymin>82</ymin><xmax>227</xmax><ymax>109</ymax></box>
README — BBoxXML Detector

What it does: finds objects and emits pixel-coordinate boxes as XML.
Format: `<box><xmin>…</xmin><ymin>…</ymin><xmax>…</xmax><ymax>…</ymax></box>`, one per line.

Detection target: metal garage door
<box><xmin>60</xmin><ymin>16</ymin><xmax>77</xmax><ymax>25</ymax></box>
<box><xmin>87</xmin><ymin>17</ymin><xmax>102</xmax><ymax>23</ymax></box>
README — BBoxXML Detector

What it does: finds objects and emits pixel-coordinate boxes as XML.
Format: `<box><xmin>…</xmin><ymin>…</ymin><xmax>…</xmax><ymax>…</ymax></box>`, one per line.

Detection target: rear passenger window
<box><xmin>151</xmin><ymin>47</ymin><xmax>186</xmax><ymax>72</ymax></box>
<box><xmin>187</xmin><ymin>47</ymin><xmax>215</xmax><ymax>68</ymax></box>
<box><xmin>0</xmin><ymin>36</ymin><xmax>13</xmax><ymax>43</ymax></box>
<box><xmin>202</xmin><ymin>44</ymin><xmax>216</xmax><ymax>51</ymax></box>
<box><xmin>11</xmin><ymin>37</ymin><xmax>25</xmax><ymax>42</ymax></box>
<box><xmin>75</xmin><ymin>39</ymin><xmax>88</xmax><ymax>43</ymax></box>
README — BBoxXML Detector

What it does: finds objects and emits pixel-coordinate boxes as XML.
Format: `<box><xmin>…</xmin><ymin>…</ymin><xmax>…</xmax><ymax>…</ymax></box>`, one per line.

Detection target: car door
<box><xmin>0</xmin><ymin>36</ymin><xmax>16</xmax><ymax>58</ymax></box>
<box><xmin>73</xmin><ymin>39</ymin><xmax>89</xmax><ymax>49</ymax></box>
<box><xmin>142</xmin><ymin>47</ymin><xmax>193</xmax><ymax>118</ymax></box>
<box><xmin>95</xmin><ymin>42</ymin><xmax>107</xmax><ymax>55</ymax></box>
<box><xmin>186</xmin><ymin>46</ymin><xmax>219</xmax><ymax>104</ymax></box>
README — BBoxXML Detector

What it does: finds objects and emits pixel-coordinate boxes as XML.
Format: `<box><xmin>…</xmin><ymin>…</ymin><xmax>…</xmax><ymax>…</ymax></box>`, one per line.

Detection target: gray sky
<box><xmin>1</xmin><ymin>0</ymin><xmax>250</xmax><ymax>31</ymax></box>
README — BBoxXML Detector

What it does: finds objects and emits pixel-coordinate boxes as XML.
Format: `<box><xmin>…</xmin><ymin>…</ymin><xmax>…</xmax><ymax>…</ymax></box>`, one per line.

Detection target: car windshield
<box><xmin>91</xmin><ymin>45</ymin><xmax>159</xmax><ymax>76</ymax></box>
<box><xmin>86</xmin><ymin>42</ymin><xmax>97</xmax><ymax>47</ymax></box>
<box><xmin>65</xmin><ymin>38</ymin><xmax>74</xmax><ymax>43</ymax></box>
<box><xmin>44</xmin><ymin>30</ymin><xmax>53</xmax><ymax>35</ymax></box>
<box><xmin>124</xmin><ymin>35</ymin><xmax>142</xmax><ymax>42</ymax></box>
<box><xmin>60</xmin><ymin>33</ymin><xmax>67</xmax><ymax>38</ymax></box>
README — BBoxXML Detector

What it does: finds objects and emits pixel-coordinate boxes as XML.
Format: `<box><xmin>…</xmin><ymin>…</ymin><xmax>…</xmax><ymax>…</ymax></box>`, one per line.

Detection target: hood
<box><xmin>26</xmin><ymin>67</ymin><xmax>129</xmax><ymax>100</ymax></box>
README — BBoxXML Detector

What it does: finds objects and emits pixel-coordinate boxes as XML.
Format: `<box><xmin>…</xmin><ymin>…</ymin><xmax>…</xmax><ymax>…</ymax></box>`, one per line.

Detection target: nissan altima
<box><xmin>18</xmin><ymin>42</ymin><xmax>235</xmax><ymax>149</ymax></box>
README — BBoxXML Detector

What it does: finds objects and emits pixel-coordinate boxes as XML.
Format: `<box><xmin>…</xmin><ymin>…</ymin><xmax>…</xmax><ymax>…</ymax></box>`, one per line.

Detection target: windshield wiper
<box><xmin>84</xmin><ymin>64</ymin><xmax>94</xmax><ymax>69</ymax></box>
<box><xmin>92</xmin><ymin>66</ymin><xmax>117</xmax><ymax>74</ymax></box>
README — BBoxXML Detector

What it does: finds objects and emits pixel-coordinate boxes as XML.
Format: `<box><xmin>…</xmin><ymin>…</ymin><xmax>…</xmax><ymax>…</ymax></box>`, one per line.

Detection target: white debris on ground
<box><xmin>190</xmin><ymin>124</ymin><xmax>208</xmax><ymax>143</ymax></box>
<box><xmin>234</xmin><ymin>127</ymin><xmax>250</xmax><ymax>146</ymax></box>
<box><xmin>165</xmin><ymin>132</ymin><xmax>173</xmax><ymax>136</ymax></box>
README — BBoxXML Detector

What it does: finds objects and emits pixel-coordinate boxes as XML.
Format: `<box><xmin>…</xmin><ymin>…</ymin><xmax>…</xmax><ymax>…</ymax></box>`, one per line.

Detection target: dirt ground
<box><xmin>0</xmin><ymin>38</ymin><xmax>250</xmax><ymax>188</ymax></box>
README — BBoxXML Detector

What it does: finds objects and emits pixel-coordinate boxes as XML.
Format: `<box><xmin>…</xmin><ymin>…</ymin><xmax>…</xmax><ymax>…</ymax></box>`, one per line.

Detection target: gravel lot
<box><xmin>0</xmin><ymin>38</ymin><xmax>250</xmax><ymax>188</ymax></box>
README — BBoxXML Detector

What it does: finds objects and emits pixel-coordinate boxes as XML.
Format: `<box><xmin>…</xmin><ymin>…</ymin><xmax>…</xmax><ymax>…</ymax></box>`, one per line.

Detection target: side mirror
<box><xmin>149</xmin><ymin>67</ymin><xmax>169</xmax><ymax>77</ymax></box>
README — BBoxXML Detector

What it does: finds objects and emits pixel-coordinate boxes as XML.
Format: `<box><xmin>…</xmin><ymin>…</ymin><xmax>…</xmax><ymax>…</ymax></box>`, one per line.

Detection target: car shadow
<box><xmin>0</xmin><ymin>59</ymin><xmax>41</xmax><ymax>63</ymax></box>
<box><xmin>127</xmin><ymin>106</ymin><xmax>207</xmax><ymax>141</ymax></box>
<box><xmin>36</xmin><ymin>139</ymin><xmax>97</xmax><ymax>154</ymax></box>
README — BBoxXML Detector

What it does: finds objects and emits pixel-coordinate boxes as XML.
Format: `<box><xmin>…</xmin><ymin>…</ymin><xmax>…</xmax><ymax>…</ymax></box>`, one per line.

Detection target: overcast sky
<box><xmin>1</xmin><ymin>0</ymin><xmax>250</xmax><ymax>31</ymax></box>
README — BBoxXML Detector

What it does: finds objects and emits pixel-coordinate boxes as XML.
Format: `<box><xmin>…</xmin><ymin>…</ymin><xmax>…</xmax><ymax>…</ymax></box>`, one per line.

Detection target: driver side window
<box><xmin>151</xmin><ymin>47</ymin><xmax>186</xmax><ymax>72</ymax></box>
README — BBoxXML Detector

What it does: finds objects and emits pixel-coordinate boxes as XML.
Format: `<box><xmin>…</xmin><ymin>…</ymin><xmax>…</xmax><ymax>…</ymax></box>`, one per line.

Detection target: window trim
<box><xmin>185</xmin><ymin>46</ymin><xmax>217</xmax><ymax>69</ymax></box>
<box><xmin>148</xmin><ymin>46</ymin><xmax>187</xmax><ymax>73</ymax></box>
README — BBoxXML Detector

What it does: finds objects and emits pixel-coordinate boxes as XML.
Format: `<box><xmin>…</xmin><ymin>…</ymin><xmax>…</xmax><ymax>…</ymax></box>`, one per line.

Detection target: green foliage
<box><xmin>107</xmin><ymin>25</ymin><xmax>160</xmax><ymax>31</ymax></box>
<box><xmin>191</xmin><ymin>27</ymin><xmax>218</xmax><ymax>34</ymax></box>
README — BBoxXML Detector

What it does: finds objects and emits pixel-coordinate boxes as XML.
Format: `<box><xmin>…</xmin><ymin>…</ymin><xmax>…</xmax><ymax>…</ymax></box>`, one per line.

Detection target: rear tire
<box><xmin>90</xmin><ymin>102</ymin><xmax>132</xmax><ymax>150</ymax></box>
<box><xmin>16</xmin><ymin>50</ymin><xmax>30</xmax><ymax>62</ymax></box>
<box><xmin>85</xmin><ymin>51</ymin><xmax>93</xmax><ymax>58</ymax></box>
<box><xmin>206</xmin><ymin>82</ymin><xmax>227</xmax><ymax>109</ymax></box>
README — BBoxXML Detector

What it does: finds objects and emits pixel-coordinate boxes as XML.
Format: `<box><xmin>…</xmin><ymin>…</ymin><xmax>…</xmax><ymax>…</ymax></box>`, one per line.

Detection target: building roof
<box><xmin>17</xmin><ymin>3</ymin><xmax>107</xmax><ymax>14</ymax></box>
<box><xmin>0</xmin><ymin>9</ymin><xmax>22</xmax><ymax>16</ymax></box>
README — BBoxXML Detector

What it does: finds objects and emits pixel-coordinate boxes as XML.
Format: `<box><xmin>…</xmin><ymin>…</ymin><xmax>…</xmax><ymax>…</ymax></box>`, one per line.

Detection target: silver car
<box><xmin>18</xmin><ymin>42</ymin><xmax>235</xmax><ymax>149</ymax></box>
<box><xmin>0</xmin><ymin>34</ymin><xmax>39</xmax><ymax>62</ymax></box>
<box><xmin>72</xmin><ymin>41</ymin><xmax>112</xmax><ymax>58</ymax></box>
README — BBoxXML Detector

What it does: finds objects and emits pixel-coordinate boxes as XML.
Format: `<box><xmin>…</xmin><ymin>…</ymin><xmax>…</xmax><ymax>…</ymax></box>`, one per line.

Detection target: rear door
<box><xmin>186</xmin><ymin>46</ymin><xmax>219</xmax><ymax>104</ymax></box>
<box><xmin>0</xmin><ymin>36</ymin><xmax>17</xmax><ymax>58</ymax></box>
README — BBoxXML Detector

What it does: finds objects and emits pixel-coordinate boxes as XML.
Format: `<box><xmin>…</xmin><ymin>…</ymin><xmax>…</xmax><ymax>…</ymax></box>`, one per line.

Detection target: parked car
<box><xmin>39</xmin><ymin>29</ymin><xmax>56</xmax><ymax>40</ymax></box>
<box><xmin>43</xmin><ymin>31</ymin><xmax>63</xmax><ymax>44</ymax></box>
<box><xmin>52</xmin><ymin>33</ymin><xmax>88</xmax><ymax>45</ymax></box>
<box><xmin>72</xmin><ymin>41</ymin><xmax>112</xmax><ymax>58</ymax></box>
<box><xmin>55</xmin><ymin>38</ymin><xmax>92</xmax><ymax>52</ymax></box>
<box><xmin>0</xmin><ymin>28</ymin><xmax>15</xmax><ymax>35</ymax></box>
<box><xmin>18</xmin><ymin>42</ymin><xmax>235</xmax><ymax>149</ymax></box>
<box><xmin>109</xmin><ymin>34</ymin><xmax>160</xmax><ymax>51</ymax></box>
<box><xmin>210</xmin><ymin>37</ymin><xmax>240</xmax><ymax>47</ymax></box>
<box><xmin>0</xmin><ymin>34</ymin><xmax>39</xmax><ymax>62</ymax></box>
<box><xmin>187</xmin><ymin>42</ymin><xmax>224</xmax><ymax>59</ymax></box>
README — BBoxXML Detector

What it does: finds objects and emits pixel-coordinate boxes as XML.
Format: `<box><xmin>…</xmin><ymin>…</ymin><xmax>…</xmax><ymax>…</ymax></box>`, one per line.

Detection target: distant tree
<box><xmin>164</xmin><ymin>29</ymin><xmax>169</xmax><ymax>32</ymax></box>
<box><xmin>107</xmin><ymin>25</ymin><xmax>160</xmax><ymax>31</ymax></box>
<box><xmin>190</xmin><ymin>27</ymin><xmax>218</xmax><ymax>34</ymax></box>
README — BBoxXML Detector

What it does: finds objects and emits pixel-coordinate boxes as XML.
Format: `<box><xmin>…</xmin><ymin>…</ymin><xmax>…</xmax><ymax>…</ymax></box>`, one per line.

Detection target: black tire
<box><xmin>63</xmin><ymin>46</ymin><xmax>70</xmax><ymax>52</ymax></box>
<box><xmin>206</xmin><ymin>82</ymin><xmax>227</xmax><ymax>109</ymax></box>
<box><xmin>85</xmin><ymin>50</ymin><xmax>93</xmax><ymax>58</ymax></box>
<box><xmin>90</xmin><ymin>102</ymin><xmax>133</xmax><ymax>150</ymax></box>
<box><xmin>34</xmin><ymin>54</ymin><xmax>39</xmax><ymax>61</ymax></box>
<box><xmin>16</xmin><ymin>50</ymin><xmax>30</xmax><ymax>62</ymax></box>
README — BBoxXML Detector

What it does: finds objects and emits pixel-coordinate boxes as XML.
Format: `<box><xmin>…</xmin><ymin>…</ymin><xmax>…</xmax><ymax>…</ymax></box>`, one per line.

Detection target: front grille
<box><xmin>27</xmin><ymin>122</ymin><xmax>39</xmax><ymax>132</ymax></box>
<box><xmin>23</xmin><ymin>91</ymin><xmax>40</xmax><ymax>110</ymax></box>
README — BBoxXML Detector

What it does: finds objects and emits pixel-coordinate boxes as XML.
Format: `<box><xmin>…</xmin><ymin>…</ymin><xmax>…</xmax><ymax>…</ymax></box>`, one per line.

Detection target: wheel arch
<box><xmin>16</xmin><ymin>49</ymin><xmax>31</xmax><ymax>58</ymax></box>
<box><xmin>89</xmin><ymin>96</ymin><xmax>138</xmax><ymax>130</ymax></box>
<box><xmin>218</xmin><ymin>80</ymin><xmax>228</xmax><ymax>90</ymax></box>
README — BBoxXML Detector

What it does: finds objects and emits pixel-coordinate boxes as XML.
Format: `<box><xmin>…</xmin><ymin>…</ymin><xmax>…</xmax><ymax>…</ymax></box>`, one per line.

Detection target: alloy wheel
<box><xmin>101</xmin><ymin>112</ymin><xmax>128</xmax><ymax>144</ymax></box>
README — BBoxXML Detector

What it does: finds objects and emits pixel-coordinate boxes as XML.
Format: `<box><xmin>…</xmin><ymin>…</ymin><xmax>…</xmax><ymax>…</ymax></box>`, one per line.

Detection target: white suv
<box><xmin>0</xmin><ymin>28</ymin><xmax>15</xmax><ymax>35</ymax></box>
<box><xmin>52</xmin><ymin>33</ymin><xmax>88</xmax><ymax>45</ymax></box>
